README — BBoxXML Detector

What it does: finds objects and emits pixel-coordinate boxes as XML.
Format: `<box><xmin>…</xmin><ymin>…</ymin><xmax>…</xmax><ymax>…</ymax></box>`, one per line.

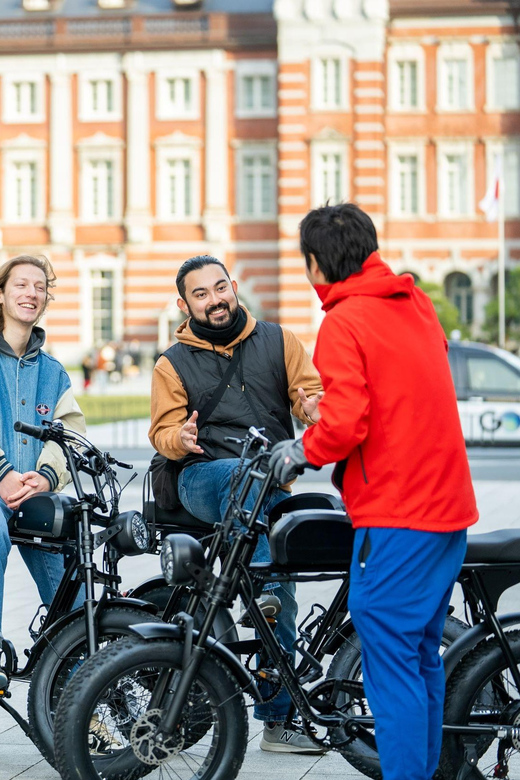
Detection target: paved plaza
<box><xmin>1</xmin><ymin>426</ymin><xmax>520</xmax><ymax>779</ymax></box>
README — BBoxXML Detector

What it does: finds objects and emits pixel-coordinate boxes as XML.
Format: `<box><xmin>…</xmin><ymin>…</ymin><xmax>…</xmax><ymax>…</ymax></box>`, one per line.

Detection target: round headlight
<box><xmin>109</xmin><ymin>511</ymin><xmax>151</xmax><ymax>556</ymax></box>
<box><xmin>160</xmin><ymin>537</ymin><xmax>175</xmax><ymax>585</ymax></box>
<box><xmin>159</xmin><ymin>533</ymin><xmax>206</xmax><ymax>586</ymax></box>
<box><xmin>131</xmin><ymin>513</ymin><xmax>150</xmax><ymax>551</ymax></box>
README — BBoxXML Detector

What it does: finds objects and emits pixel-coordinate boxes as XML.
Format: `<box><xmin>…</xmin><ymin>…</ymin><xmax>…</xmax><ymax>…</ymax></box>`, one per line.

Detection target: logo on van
<box><xmin>480</xmin><ymin>411</ymin><xmax>520</xmax><ymax>433</ymax></box>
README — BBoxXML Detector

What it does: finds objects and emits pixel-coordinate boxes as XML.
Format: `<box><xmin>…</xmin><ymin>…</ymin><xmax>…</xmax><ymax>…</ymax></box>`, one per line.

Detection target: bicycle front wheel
<box><xmin>53</xmin><ymin>635</ymin><xmax>248</xmax><ymax>780</ymax></box>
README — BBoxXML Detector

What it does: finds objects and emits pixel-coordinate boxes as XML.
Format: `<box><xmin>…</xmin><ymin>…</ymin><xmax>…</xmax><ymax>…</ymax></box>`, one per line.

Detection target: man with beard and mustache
<box><xmin>149</xmin><ymin>254</ymin><xmax>324</xmax><ymax>753</ymax></box>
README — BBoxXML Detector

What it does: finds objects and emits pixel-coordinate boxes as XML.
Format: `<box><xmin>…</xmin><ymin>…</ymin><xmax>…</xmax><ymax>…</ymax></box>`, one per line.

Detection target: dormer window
<box><xmin>23</xmin><ymin>0</ymin><xmax>51</xmax><ymax>9</ymax></box>
<box><xmin>98</xmin><ymin>0</ymin><xmax>127</xmax><ymax>8</ymax></box>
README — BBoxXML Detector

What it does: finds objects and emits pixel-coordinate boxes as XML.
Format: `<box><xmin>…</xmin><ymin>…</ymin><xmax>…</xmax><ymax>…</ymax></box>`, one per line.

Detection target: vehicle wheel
<box><xmin>27</xmin><ymin>607</ymin><xmax>162</xmax><ymax>768</ymax></box>
<box><xmin>53</xmin><ymin>635</ymin><xmax>248</xmax><ymax>780</ymax></box>
<box><xmin>326</xmin><ymin>614</ymin><xmax>468</xmax><ymax>780</ymax></box>
<box><xmin>439</xmin><ymin>629</ymin><xmax>520</xmax><ymax>780</ymax></box>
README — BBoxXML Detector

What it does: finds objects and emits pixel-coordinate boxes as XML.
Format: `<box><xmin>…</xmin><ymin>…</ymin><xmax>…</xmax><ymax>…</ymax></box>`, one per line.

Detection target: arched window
<box><xmin>445</xmin><ymin>272</ymin><xmax>473</xmax><ymax>324</ymax></box>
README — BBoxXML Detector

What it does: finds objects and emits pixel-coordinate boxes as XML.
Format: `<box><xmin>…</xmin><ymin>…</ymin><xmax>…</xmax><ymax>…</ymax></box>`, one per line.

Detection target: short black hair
<box><xmin>176</xmin><ymin>255</ymin><xmax>231</xmax><ymax>300</ymax></box>
<box><xmin>299</xmin><ymin>203</ymin><xmax>379</xmax><ymax>283</ymax></box>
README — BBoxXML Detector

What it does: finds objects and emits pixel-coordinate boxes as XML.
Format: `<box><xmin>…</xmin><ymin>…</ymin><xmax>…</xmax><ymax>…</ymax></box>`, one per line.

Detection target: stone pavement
<box><xmin>2</xmin><ymin>440</ymin><xmax>520</xmax><ymax>779</ymax></box>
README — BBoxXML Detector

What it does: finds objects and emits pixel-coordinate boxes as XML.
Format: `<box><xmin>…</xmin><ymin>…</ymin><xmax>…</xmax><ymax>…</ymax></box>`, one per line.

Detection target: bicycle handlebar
<box><xmin>13</xmin><ymin>421</ymin><xmax>50</xmax><ymax>441</ymax></box>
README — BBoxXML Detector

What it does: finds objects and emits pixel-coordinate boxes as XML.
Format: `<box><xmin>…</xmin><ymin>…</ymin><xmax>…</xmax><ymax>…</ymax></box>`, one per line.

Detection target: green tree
<box><xmin>417</xmin><ymin>281</ymin><xmax>468</xmax><ymax>338</ymax></box>
<box><xmin>484</xmin><ymin>267</ymin><xmax>520</xmax><ymax>342</ymax></box>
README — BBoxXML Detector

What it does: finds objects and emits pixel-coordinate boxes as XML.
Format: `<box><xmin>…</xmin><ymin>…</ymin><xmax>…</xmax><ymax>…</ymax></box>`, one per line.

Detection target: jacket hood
<box><xmin>0</xmin><ymin>326</ymin><xmax>45</xmax><ymax>359</ymax></box>
<box><xmin>315</xmin><ymin>252</ymin><xmax>415</xmax><ymax>312</ymax></box>
<box><xmin>174</xmin><ymin>305</ymin><xmax>256</xmax><ymax>351</ymax></box>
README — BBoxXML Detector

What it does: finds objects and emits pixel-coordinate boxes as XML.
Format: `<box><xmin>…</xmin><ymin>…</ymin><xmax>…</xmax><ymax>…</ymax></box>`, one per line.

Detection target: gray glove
<box><xmin>269</xmin><ymin>438</ymin><xmax>317</xmax><ymax>484</ymax></box>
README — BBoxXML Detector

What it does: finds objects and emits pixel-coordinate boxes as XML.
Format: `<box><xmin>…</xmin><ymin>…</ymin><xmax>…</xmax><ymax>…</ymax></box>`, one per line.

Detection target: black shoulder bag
<box><xmin>150</xmin><ymin>347</ymin><xmax>241</xmax><ymax>510</ymax></box>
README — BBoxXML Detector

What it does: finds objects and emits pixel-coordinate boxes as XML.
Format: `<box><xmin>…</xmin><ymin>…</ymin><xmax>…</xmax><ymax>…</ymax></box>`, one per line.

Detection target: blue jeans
<box><xmin>0</xmin><ymin>499</ymin><xmax>82</xmax><ymax>631</ymax></box>
<box><xmin>349</xmin><ymin>527</ymin><xmax>467</xmax><ymax>780</ymax></box>
<box><xmin>178</xmin><ymin>458</ymin><xmax>298</xmax><ymax>722</ymax></box>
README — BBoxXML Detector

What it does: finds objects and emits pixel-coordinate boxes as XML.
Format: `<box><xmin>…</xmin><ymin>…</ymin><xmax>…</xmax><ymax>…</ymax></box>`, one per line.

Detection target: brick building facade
<box><xmin>0</xmin><ymin>0</ymin><xmax>518</xmax><ymax>362</ymax></box>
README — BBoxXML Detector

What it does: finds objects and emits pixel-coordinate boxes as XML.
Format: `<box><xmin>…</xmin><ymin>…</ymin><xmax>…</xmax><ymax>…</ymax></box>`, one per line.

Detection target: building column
<box><xmin>124</xmin><ymin>54</ymin><xmax>152</xmax><ymax>244</ymax></box>
<box><xmin>48</xmin><ymin>64</ymin><xmax>74</xmax><ymax>246</ymax></box>
<box><xmin>202</xmin><ymin>52</ymin><xmax>230</xmax><ymax>245</ymax></box>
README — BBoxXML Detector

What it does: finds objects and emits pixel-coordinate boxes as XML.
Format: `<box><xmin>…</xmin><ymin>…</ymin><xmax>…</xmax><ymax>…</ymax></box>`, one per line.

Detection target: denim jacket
<box><xmin>0</xmin><ymin>327</ymin><xmax>86</xmax><ymax>491</ymax></box>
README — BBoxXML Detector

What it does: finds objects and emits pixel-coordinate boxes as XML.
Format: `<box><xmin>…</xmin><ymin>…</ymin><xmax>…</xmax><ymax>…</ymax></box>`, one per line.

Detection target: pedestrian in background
<box><xmin>270</xmin><ymin>203</ymin><xmax>478</xmax><ymax>780</ymax></box>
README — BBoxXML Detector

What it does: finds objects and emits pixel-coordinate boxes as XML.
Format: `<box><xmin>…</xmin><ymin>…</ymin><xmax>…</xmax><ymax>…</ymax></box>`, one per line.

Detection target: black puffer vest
<box><xmin>164</xmin><ymin>321</ymin><xmax>294</xmax><ymax>468</ymax></box>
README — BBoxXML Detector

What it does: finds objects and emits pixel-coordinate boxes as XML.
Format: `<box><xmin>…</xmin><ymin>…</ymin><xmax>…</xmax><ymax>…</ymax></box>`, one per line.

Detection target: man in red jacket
<box><xmin>270</xmin><ymin>203</ymin><xmax>478</xmax><ymax>780</ymax></box>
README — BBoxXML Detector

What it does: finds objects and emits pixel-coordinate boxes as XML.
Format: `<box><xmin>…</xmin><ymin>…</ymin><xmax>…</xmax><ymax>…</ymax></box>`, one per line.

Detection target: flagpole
<box><xmin>498</xmin><ymin>155</ymin><xmax>506</xmax><ymax>349</ymax></box>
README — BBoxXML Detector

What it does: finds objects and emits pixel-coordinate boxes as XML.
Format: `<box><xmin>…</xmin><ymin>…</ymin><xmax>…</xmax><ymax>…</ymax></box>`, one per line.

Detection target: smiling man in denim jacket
<box><xmin>0</xmin><ymin>254</ymin><xmax>85</xmax><ymax>629</ymax></box>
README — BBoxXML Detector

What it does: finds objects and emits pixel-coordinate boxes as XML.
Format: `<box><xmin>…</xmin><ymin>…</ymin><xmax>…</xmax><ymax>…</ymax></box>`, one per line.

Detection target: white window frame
<box><xmin>388</xmin><ymin>141</ymin><xmax>426</xmax><ymax>218</ymax></box>
<box><xmin>311</xmin><ymin>48</ymin><xmax>349</xmax><ymax>112</ymax></box>
<box><xmin>77</xmin><ymin>134</ymin><xmax>123</xmax><ymax>223</ymax></box>
<box><xmin>487</xmin><ymin>42</ymin><xmax>520</xmax><ymax>111</ymax></box>
<box><xmin>311</xmin><ymin>139</ymin><xmax>348</xmax><ymax>207</ymax></box>
<box><xmin>235</xmin><ymin>143</ymin><xmax>277</xmax><ymax>221</ymax></box>
<box><xmin>155</xmin><ymin>133</ymin><xmax>201</xmax><ymax>222</ymax></box>
<box><xmin>155</xmin><ymin>68</ymin><xmax>200</xmax><ymax>121</ymax></box>
<box><xmin>76</xmin><ymin>251</ymin><xmax>125</xmax><ymax>350</ymax></box>
<box><xmin>78</xmin><ymin>71</ymin><xmax>122</xmax><ymax>123</ymax></box>
<box><xmin>388</xmin><ymin>44</ymin><xmax>425</xmax><ymax>112</ymax></box>
<box><xmin>437</xmin><ymin>141</ymin><xmax>475</xmax><ymax>219</ymax></box>
<box><xmin>485</xmin><ymin>139</ymin><xmax>520</xmax><ymax>218</ymax></box>
<box><xmin>2</xmin><ymin>136</ymin><xmax>46</xmax><ymax>224</ymax></box>
<box><xmin>235</xmin><ymin>59</ymin><xmax>277</xmax><ymax>119</ymax></box>
<box><xmin>2</xmin><ymin>72</ymin><xmax>45</xmax><ymax>124</ymax></box>
<box><xmin>437</xmin><ymin>42</ymin><xmax>474</xmax><ymax>112</ymax></box>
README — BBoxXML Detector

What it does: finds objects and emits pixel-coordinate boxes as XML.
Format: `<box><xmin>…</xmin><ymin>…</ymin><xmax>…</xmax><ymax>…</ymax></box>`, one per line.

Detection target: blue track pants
<box><xmin>348</xmin><ymin>526</ymin><xmax>467</xmax><ymax>780</ymax></box>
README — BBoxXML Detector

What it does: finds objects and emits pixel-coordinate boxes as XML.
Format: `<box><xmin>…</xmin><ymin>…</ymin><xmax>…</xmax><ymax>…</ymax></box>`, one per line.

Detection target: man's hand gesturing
<box><xmin>179</xmin><ymin>410</ymin><xmax>204</xmax><ymax>455</ymax></box>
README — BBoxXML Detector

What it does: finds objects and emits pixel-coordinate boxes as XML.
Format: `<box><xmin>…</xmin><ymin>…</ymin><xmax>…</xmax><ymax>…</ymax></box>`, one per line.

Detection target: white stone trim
<box><xmin>388</xmin><ymin>42</ymin><xmax>426</xmax><ymax>112</ymax></box>
<box><xmin>486</xmin><ymin>41</ymin><xmax>520</xmax><ymax>111</ymax></box>
<box><xmin>437</xmin><ymin>41</ymin><xmax>475</xmax><ymax>113</ymax></box>
<box><xmin>155</xmin><ymin>136</ymin><xmax>201</xmax><ymax>223</ymax></box>
<box><xmin>78</xmin><ymin>69</ymin><xmax>123</xmax><ymax>123</ymax></box>
<box><xmin>76</xmin><ymin>134</ymin><xmax>124</xmax><ymax>224</ymax></box>
<box><xmin>2</xmin><ymin>71</ymin><xmax>45</xmax><ymax>124</ymax></box>
<box><xmin>1</xmin><ymin>134</ymin><xmax>46</xmax><ymax>225</ymax></box>
<box><xmin>155</xmin><ymin>67</ymin><xmax>200</xmax><ymax>121</ymax></box>
<box><xmin>235</xmin><ymin>59</ymin><xmax>277</xmax><ymax>119</ymax></box>
<box><xmin>311</xmin><ymin>136</ymin><xmax>348</xmax><ymax>207</ymax></box>
<box><xmin>388</xmin><ymin>140</ymin><xmax>427</xmax><ymax>219</ymax></box>
<box><xmin>436</xmin><ymin>139</ymin><xmax>475</xmax><ymax>219</ymax></box>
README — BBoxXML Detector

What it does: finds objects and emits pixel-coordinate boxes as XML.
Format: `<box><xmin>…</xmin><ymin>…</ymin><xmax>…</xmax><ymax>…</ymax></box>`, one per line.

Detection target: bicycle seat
<box><xmin>464</xmin><ymin>529</ymin><xmax>520</xmax><ymax>564</ymax></box>
<box><xmin>144</xmin><ymin>500</ymin><xmax>211</xmax><ymax>540</ymax></box>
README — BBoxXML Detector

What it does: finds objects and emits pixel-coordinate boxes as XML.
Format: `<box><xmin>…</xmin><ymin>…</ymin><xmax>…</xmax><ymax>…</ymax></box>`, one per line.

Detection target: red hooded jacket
<box><xmin>302</xmin><ymin>252</ymin><xmax>478</xmax><ymax>533</ymax></box>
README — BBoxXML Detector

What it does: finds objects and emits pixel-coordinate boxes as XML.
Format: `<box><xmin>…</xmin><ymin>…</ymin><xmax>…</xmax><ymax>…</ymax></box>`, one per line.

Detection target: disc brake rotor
<box><xmin>130</xmin><ymin>708</ymin><xmax>184</xmax><ymax>765</ymax></box>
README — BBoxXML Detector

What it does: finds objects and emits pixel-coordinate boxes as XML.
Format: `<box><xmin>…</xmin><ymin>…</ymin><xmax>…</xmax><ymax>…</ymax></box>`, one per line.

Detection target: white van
<box><xmin>448</xmin><ymin>341</ymin><xmax>520</xmax><ymax>445</ymax></box>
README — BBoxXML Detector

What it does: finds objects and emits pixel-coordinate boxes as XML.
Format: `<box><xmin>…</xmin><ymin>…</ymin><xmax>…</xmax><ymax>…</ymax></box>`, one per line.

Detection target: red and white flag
<box><xmin>479</xmin><ymin>157</ymin><xmax>501</xmax><ymax>222</ymax></box>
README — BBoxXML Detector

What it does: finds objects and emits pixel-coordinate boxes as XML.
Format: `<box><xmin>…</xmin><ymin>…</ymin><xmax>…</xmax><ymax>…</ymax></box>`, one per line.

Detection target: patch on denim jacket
<box><xmin>36</xmin><ymin>403</ymin><xmax>50</xmax><ymax>416</ymax></box>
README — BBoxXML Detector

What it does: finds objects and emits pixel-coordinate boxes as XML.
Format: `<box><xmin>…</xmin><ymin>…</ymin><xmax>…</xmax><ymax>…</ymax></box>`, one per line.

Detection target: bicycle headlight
<box><xmin>160</xmin><ymin>533</ymin><xmax>206</xmax><ymax>586</ymax></box>
<box><xmin>109</xmin><ymin>511</ymin><xmax>150</xmax><ymax>556</ymax></box>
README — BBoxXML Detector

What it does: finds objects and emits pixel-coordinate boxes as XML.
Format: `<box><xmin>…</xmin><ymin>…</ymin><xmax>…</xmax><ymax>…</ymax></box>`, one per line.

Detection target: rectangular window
<box><xmin>88</xmin><ymin>79</ymin><xmax>115</xmax><ymax>116</ymax></box>
<box><xmin>444</xmin><ymin>154</ymin><xmax>467</xmax><ymax>216</ymax></box>
<box><xmin>320</xmin><ymin>58</ymin><xmax>341</xmax><ymax>108</ymax></box>
<box><xmin>91</xmin><ymin>270</ymin><xmax>114</xmax><ymax>344</ymax></box>
<box><xmin>166</xmin><ymin>77</ymin><xmax>194</xmax><ymax>115</ymax></box>
<box><xmin>396</xmin><ymin>155</ymin><xmax>418</xmax><ymax>215</ymax></box>
<box><xmin>13</xmin><ymin>161</ymin><xmax>37</xmax><ymax>221</ymax></box>
<box><xmin>12</xmin><ymin>81</ymin><xmax>37</xmax><ymax>117</ymax></box>
<box><xmin>492</xmin><ymin>148</ymin><xmax>520</xmax><ymax>216</ymax></box>
<box><xmin>493</xmin><ymin>57</ymin><xmax>519</xmax><ymax>109</ymax></box>
<box><xmin>166</xmin><ymin>158</ymin><xmax>192</xmax><ymax>218</ymax></box>
<box><xmin>444</xmin><ymin>59</ymin><xmax>468</xmax><ymax>110</ymax></box>
<box><xmin>319</xmin><ymin>153</ymin><xmax>342</xmax><ymax>204</ymax></box>
<box><xmin>237</xmin><ymin>72</ymin><xmax>275</xmax><ymax>116</ymax></box>
<box><xmin>86</xmin><ymin>160</ymin><xmax>114</xmax><ymax>221</ymax></box>
<box><xmin>241</xmin><ymin>153</ymin><xmax>275</xmax><ymax>219</ymax></box>
<box><xmin>397</xmin><ymin>61</ymin><xmax>418</xmax><ymax>109</ymax></box>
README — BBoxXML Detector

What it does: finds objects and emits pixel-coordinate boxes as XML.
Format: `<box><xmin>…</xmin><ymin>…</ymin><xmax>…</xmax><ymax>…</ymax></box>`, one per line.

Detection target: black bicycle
<box><xmin>50</xmin><ymin>425</ymin><xmax>520</xmax><ymax>780</ymax></box>
<box><xmin>1</xmin><ymin>419</ymin><xmax>162</xmax><ymax>765</ymax></box>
